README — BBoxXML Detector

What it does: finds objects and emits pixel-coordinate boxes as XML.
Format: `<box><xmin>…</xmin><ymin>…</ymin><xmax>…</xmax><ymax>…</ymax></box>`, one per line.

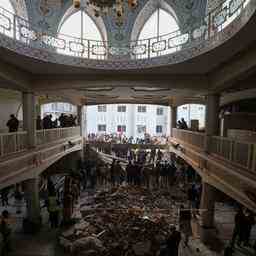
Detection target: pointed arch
<box><xmin>57</xmin><ymin>6</ymin><xmax>107</xmax><ymax>59</ymax></box>
<box><xmin>58</xmin><ymin>6</ymin><xmax>107</xmax><ymax>41</ymax></box>
<box><xmin>131</xmin><ymin>0</ymin><xmax>179</xmax><ymax>42</ymax></box>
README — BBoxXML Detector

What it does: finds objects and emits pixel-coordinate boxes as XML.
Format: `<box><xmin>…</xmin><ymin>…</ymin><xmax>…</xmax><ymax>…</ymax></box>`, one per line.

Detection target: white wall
<box><xmin>86</xmin><ymin>104</ymin><xmax>171</xmax><ymax>138</ymax></box>
<box><xmin>177</xmin><ymin>104</ymin><xmax>206</xmax><ymax>129</ymax></box>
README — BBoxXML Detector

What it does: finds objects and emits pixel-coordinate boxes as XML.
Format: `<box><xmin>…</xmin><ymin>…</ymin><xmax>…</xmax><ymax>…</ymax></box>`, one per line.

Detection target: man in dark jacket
<box><xmin>166</xmin><ymin>225</ymin><xmax>181</xmax><ymax>256</ymax></box>
<box><xmin>6</xmin><ymin>114</ymin><xmax>19</xmax><ymax>132</ymax></box>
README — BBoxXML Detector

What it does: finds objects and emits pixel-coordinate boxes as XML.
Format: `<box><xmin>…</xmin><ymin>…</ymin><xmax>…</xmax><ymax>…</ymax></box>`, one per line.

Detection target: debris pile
<box><xmin>59</xmin><ymin>186</ymin><xmax>186</xmax><ymax>256</ymax></box>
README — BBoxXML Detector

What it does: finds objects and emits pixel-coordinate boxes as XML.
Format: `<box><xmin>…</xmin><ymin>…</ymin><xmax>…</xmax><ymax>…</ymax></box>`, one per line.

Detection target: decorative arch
<box><xmin>58</xmin><ymin>5</ymin><xmax>107</xmax><ymax>42</ymax></box>
<box><xmin>131</xmin><ymin>0</ymin><xmax>179</xmax><ymax>42</ymax></box>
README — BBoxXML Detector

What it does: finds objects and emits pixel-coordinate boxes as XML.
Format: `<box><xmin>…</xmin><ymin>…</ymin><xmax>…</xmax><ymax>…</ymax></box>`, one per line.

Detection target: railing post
<box><xmin>13</xmin><ymin>14</ymin><xmax>17</xmax><ymax>40</ymax></box>
<box><xmin>0</xmin><ymin>134</ymin><xmax>3</xmax><ymax>156</ymax></box>
<box><xmin>251</xmin><ymin>144</ymin><xmax>256</xmax><ymax>172</ymax></box>
<box><xmin>147</xmin><ymin>38</ymin><xmax>151</xmax><ymax>59</ymax></box>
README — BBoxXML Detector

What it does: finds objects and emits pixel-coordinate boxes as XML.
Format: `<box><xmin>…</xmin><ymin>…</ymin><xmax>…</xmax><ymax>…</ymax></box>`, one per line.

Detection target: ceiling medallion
<box><xmin>73</xmin><ymin>0</ymin><xmax>138</xmax><ymax>26</ymax></box>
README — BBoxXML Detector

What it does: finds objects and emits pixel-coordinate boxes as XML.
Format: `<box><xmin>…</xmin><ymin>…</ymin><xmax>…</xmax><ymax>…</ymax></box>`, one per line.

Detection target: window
<box><xmin>138</xmin><ymin>106</ymin><xmax>147</xmax><ymax>113</ymax></box>
<box><xmin>98</xmin><ymin>105</ymin><xmax>106</xmax><ymax>112</ymax></box>
<box><xmin>156</xmin><ymin>125</ymin><xmax>163</xmax><ymax>133</ymax></box>
<box><xmin>137</xmin><ymin>8</ymin><xmax>180</xmax><ymax>58</ymax></box>
<box><xmin>0</xmin><ymin>0</ymin><xmax>15</xmax><ymax>38</ymax></box>
<box><xmin>117</xmin><ymin>125</ymin><xmax>126</xmax><ymax>132</ymax></box>
<box><xmin>58</xmin><ymin>10</ymin><xmax>104</xmax><ymax>58</ymax></box>
<box><xmin>157</xmin><ymin>107</ymin><xmax>164</xmax><ymax>115</ymax></box>
<box><xmin>137</xmin><ymin>125</ymin><xmax>146</xmax><ymax>134</ymax></box>
<box><xmin>117</xmin><ymin>105</ymin><xmax>126</xmax><ymax>112</ymax></box>
<box><xmin>98</xmin><ymin>124</ymin><xmax>106</xmax><ymax>132</ymax></box>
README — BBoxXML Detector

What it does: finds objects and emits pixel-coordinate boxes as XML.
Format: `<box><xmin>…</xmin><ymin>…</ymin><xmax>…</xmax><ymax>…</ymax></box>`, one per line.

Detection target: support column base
<box><xmin>23</xmin><ymin>217</ymin><xmax>42</xmax><ymax>234</ymax></box>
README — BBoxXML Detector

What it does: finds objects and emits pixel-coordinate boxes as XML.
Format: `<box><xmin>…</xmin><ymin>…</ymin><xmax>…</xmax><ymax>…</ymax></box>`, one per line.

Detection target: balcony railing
<box><xmin>172</xmin><ymin>128</ymin><xmax>256</xmax><ymax>173</ymax></box>
<box><xmin>0</xmin><ymin>131</ymin><xmax>28</xmax><ymax>157</ymax></box>
<box><xmin>210</xmin><ymin>136</ymin><xmax>256</xmax><ymax>172</ymax></box>
<box><xmin>172</xmin><ymin>128</ymin><xmax>206</xmax><ymax>149</ymax></box>
<box><xmin>0</xmin><ymin>0</ymin><xmax>251</xmax><ymax>60</ymax></box>
<box><xmin>36</xmin><ymin>127</ymin><xmax>80</xmax><ymax>146</ymax></box>
<box><xmin>0</xmin><ymin>127</ymin><xmax>81</xmax><ymax>158</ymax></box>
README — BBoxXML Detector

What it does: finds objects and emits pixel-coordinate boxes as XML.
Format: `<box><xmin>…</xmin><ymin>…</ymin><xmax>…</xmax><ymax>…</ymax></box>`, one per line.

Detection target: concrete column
<box><xmin>200</xmin><ymin>182</ymin><xmax>216</xmax><ymax>228</ymax></box>
<box><xmin>204</xmin><ymin>94</ymin><xmax>220</xmax><ymax>153</ymax></box>
<box><xmin>200</xmin><ymin>182</ymin><xmax>217</xmax><ymax>242</ymax></box>
<box><xmin>77</xmin><ymin>105</ymin><xmax>86</xmax><ymax>160</ymax></box>
<box><xmin>23</xmin><ymin>178</ymin><xmax>41</xmax><ymax>232</ymax></box>
<box><xmin>22</xmin><ymin>92</ymin><xmax>36</xmax><ymax>148</ymax></box>
<box><xmin>170</xmin><ymin>106</ymin><xmax>177</xmax><ymax>137</ymax></box>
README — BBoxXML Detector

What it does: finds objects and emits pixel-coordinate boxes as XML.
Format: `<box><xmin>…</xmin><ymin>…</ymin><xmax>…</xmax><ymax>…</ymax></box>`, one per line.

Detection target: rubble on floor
<box><xmin>59</xmin><ymin>185</ymin><xmax>187</xmax><ymax>256</ymax></box>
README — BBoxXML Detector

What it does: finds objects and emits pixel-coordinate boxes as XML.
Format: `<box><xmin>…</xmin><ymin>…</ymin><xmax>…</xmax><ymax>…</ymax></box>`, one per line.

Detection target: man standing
<box><xmin>179</xmin><ymin>205</ymin><xmax>192</xmax><ymax>247</ymax></box>
<box><xmin>0</xmin><ymin>210</ymin><xmax>12</xmax><ymax>255</ymax></box>
<box><xmin>166</xmin><ymin>225</ymin><xmax>181</xmax><ymax>256</ymax></box>
<box><xmin>6</xmin><ymin>114</ymin><xmax>19</xmax><ymax>133</ymax></box>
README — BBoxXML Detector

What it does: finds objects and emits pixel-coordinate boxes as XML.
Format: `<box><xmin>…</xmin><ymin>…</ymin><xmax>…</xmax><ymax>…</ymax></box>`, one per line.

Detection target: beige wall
<box><xmin>221</xmin><ymin>113</ymin><xmax>256</xmax><ymax>136</ymax></box>
<box><xmin>0</xmin><ymin>89</ymin><xmax>22</xmax><ymax>132</ymax></box>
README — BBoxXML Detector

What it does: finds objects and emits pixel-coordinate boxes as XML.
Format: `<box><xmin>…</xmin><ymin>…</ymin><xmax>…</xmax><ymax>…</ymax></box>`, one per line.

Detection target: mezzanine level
<box><xmin>170</xmin><ymin>128</ymin><xmax>256</xmax><ymax>212</ymax></box>
<box><xmin>0</xmin><ymin>127</ymin><xmax>82</xmax><ymax>189</ymax></box>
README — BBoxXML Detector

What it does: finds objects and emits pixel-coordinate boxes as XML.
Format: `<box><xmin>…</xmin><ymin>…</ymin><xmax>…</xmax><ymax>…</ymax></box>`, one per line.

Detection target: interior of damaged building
<box><xmin>0</xmin><ymin>0</ymin><xmax>256</xmax><ymax>255</ymax></box>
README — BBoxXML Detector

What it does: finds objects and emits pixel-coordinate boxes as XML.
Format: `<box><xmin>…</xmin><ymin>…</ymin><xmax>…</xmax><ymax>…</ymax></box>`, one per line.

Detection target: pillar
<box><xmin>204</xmin><ymin>94</ymin><xmax>220</xmax><ymax>153</ymax></box>
<box><xmin>23</xmin><ymin>178</ymin><xmax>41</xmax><ymax>233</ymax></box>
<box><xmin>200</xmin><ymin>182</ymin><xmax>217</xmax><ymax>242</ymax></box>
<box><xmin>77</xmin><ymin>105</ymin><xmax>86</xmax><ymax>160</ymax></box>
<box><xmin>22</xmin><ymin>92</ymin><xmax>36</xmax><ymax>148</ymax></box>
<box><xmin>170</xmin><ymin>106</ymin><xmax>177</xmax><ymax>137</ymax></box>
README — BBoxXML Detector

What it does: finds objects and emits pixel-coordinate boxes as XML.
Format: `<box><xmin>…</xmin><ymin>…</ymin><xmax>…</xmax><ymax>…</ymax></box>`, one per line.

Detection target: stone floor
<box><xmin>0</xmin><ymin>194</ymin><xmax>255</xmax><ymax>256</ymax></box>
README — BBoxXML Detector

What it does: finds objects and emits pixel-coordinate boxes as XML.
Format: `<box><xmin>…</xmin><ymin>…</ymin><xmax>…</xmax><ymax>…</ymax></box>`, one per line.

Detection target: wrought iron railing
<box><xmin>0</xmin><ymin>0</ymin><xmax>251</xmax><ymax>60</ymax></box>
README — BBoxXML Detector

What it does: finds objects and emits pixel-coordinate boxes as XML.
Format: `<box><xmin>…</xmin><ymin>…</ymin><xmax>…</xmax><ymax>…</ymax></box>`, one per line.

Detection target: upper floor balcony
<box><xmin>170</xmin><ymin>128</ymin><xmax>256</xmax><ymax>211</ymax></box>
<box><xmin>0</xmin><ymin>0</ymin><xmax>254</xmax><ymax>70</ymax></box>
<box><xmin>0</xmin><ymin>127</ymin><xmax>82</xmax><ymax>189</ymax></box>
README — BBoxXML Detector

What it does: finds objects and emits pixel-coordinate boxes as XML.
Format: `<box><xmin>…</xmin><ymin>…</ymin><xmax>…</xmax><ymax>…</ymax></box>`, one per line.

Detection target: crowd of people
<box><xmin>5</xmin><ymin>113</ymin><xmax>78</xmax><ymax>133</ymax></box>
<box><xmin>37</xmin><ymin>113</ymin><xmax>78</xmax><ymax>130</ymax></box>
<box><xmin>1</xmin><ymin>145</ymin><xmax>255</xmax><ymax>255</ymax></box>
<box><xmin>87</xmin><ymin>133</ymin><xmax>168</xmax><ymax>145</ymax></box>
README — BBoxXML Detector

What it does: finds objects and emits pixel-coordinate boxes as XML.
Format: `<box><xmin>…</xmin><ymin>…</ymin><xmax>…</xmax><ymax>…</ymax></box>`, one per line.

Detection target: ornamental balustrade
<box><xmin>0</xmin><ymin>0</ymin><xmax>251</xmax><ymax>60</ymax></box>
<box><xmin>0</xmin><ymin>127</ymin><xmax>81</xmax><ymax>158</ymax></box>
<box><xmin>172</xmin><ymin>128</ymin><xmax>256</xmax><ymax>173</ymax></box>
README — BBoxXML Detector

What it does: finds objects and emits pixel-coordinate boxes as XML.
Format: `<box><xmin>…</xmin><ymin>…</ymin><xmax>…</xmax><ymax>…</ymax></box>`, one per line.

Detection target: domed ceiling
<box><xmin>11</xmin><ymin>0</ymin><xmax>207</xmax><ymax>46</ymax></box>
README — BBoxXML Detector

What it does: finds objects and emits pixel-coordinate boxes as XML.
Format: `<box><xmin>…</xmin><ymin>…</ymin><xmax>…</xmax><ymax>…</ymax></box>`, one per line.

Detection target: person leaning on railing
<box><xmin>6</xmin><ymin>114</ymin><xmax>19</xmax><ymax>133</ymax></box>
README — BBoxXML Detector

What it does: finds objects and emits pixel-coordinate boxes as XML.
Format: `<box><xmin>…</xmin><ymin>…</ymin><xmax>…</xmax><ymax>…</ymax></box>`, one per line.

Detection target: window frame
<box><xmin>156</xmin><ymin>125</ymin><xmax>163</xmax><ymax>133</ymax></box>
<box><xmin>117</xmin><ymin>105</ymin><xmax>127</xmax><ymax>113</ymax></box>
<box><xmin>98</xmin><ymin>124</ymin><xmax>106</xmax><ymax>132</ymax></box>
<box><xmin>137</xmin><ymin>106</ymin><xmax>147</xmax><ymax>113</ymax></box>
<box><xmin>97</xmin><ymin>105</ymin><xmax>107</xmax><ymax>112</ymax></box>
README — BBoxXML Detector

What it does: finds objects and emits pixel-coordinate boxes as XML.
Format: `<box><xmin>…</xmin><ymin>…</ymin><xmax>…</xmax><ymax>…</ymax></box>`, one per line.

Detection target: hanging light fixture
<box><xmin>73</xmin><ymin>0</ymin><xmax>81</xmax><ymax>9</ymax></box>
<box><xmin>73</xmin><ymin>0</ymin><xmax>138</xmax><ymax>26</ymax></box>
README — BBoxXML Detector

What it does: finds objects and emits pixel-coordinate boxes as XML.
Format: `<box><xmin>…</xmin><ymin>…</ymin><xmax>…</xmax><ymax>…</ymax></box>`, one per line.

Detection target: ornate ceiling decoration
<box><xmin>73</xmin><ymin>0</ymin><xmax>138</xmax><ymax>26</ymax></box>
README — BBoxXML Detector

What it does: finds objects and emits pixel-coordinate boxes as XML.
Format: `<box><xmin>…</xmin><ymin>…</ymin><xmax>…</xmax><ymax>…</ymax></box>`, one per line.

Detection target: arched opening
<box><xmin>131</xmin><ymin>2</ymin><xmax>185</xmax><ymax>59</ymax></box>
<box><xmin>0</xmin><ymin>0</ymin><xmax>15</xmax><ymax>38</ymax></box>
<box><xmin>40</xmin><ymin>102</ymin><xmax>77</xmax><ymax>129</ymax></box>
<box><xmin>86</xmin><ymin>104</ymin><xmax>170</xmax><ymax>143</ymax></box>
<box><xmin>177</xmin><ymin>104</ymin><xmax>206</xmax><ymax>131</ymax></box>
<box><xmin>57</xmin><ymin>9</ymin><xmax>106</xmax><ymax>59</ymax></box>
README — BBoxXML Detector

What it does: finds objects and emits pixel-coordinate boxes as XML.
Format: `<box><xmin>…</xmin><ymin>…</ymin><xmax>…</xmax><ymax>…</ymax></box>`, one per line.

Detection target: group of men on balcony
<box><xmin>36</xmin><ymin>113</ymin><xmax>77</xmax><ymax>130</ymax></box>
